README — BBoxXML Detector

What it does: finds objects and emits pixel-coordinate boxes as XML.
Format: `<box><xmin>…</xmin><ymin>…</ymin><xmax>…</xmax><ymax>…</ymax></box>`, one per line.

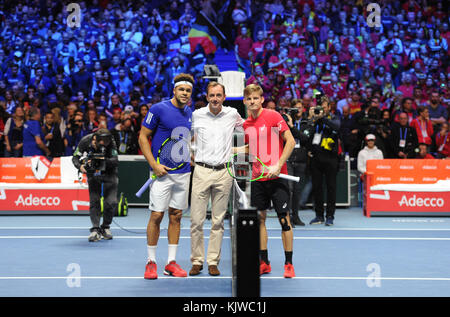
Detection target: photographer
<box><xmin>64</xmin><ymin>111</ymin><xmax>88</xmax><ymax>156</ymax></box>
<box><xmin>304</xmin><ymin>95</ymin><xmax>341</xmax><ymax>226</ymax></box>
<box><xmin>283</xmin><ymin>99</ymin><xmax>312</xmax><ymax>227</ymax></box>
<box><xmin>351</xmin><ymin>97</ymin><xmax>387</xmax><ymax>156</ymax></box>
<box><xmin>111</xmin><ymin>112</ymin><xmax>139</xmax><ymax>155</ymax></box>
<box><xmin>72</xmin><ymin>129</ymin><xmax>119</xmax><ymax>242</ymax></box>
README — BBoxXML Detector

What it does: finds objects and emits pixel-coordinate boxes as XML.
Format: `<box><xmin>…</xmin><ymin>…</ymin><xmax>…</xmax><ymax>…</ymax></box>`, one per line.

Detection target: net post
<box><xmin>232</xmin><ymin>207</ymin><xmax>260</xmax><ymax>297</ymax></box>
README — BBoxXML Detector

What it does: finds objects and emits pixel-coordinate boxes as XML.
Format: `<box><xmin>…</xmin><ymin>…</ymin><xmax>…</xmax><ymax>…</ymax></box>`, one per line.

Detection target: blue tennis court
<box><xmin>1</xmin><ymin>207</ymin><xmax>449</xmax><ymax>297</ymax></box>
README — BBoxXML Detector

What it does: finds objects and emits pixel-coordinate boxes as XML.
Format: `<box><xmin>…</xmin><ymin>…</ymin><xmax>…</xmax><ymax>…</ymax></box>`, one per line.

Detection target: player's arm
<box><xmin>267</xmin><ymin>129</ymin><xmax>295</xmax><ymax>178</ymax></box>
<box><xmin>138</xmin><ymin>125</ymin><xmax>168</xmax><ymax>177</ymax></box>
<box><xmin>232</xmin><ymin>144</ymin><xmax>249</xmax><ymax>154</ymax></box>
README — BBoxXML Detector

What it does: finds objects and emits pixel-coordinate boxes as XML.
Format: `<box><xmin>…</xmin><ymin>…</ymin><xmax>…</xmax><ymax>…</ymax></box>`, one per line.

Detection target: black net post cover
<box><xmin>231</xmin><ymin>207</ymin><xmax>260</xmax><ymax>298</ymax></box>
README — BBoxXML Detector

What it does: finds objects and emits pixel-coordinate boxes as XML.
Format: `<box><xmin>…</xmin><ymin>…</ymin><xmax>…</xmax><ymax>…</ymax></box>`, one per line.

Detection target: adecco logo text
<box><xmin>398</xmin><ymin>195</ymin><xmax>444</xmax><ymax>208</ymax></box>
<box><xmin>14</xmin><ymin>194</ymin><xmax>61</xmax><ymax>207</ymax></box>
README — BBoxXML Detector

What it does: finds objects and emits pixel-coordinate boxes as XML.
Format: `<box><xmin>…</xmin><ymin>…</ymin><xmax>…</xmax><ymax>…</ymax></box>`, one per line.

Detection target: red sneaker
<box><xmin>260</xmin><ymin>260</ymin><xmax>272</xmax><ymax>275</ymax></box>
<box><xmin>284</xmin><ymin>263</ymin><xmax>295</xmax><ymax>278</ymax></box>
<box><xmin>144</xmin><ymin>261</ymin><xmax>158</xmax><ymax>280</ymax></box>
<box><xmin>164</xmin><ymin>261</ymin><xmax>187</xmax><ymax>277</ymax></box>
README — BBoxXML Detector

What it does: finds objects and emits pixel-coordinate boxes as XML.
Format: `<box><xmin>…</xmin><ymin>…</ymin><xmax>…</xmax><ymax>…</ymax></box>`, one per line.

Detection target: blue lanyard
<box><xmin>315</xmin><ymin>124</ymin><xmax>325</xmax><ymax>133</ymax></box>
<box><xmin>120</xmin><ymin>131</ymin><xmax>128</xmax><ymax>144</ymax></box>
<box><xmin>400</xmin><ymin>128</ymin><xmax>407</xmax><ymax>140</ymax></box>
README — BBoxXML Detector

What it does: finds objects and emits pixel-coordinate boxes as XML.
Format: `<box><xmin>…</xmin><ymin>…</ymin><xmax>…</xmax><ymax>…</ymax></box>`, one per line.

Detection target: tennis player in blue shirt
<box><xmin>139</xmin><ymin>73</ymin><xmax>194</xmax><ymax>279</ymax></box>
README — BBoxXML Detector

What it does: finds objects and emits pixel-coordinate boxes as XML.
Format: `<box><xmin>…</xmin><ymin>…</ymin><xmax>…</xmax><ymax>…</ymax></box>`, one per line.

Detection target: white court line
<box><xmin>1</xmin><ymin>227</ymin><xmax>450</xmax><ymax>231</ymax></box>
<box><xmin>1</xmin><ymin>236</ymin><xmax>450</xmax><ymax>241</ymax></box>
<box><xmin>0</xmin><ymin>276</ymin><xmax>450</xmax><ymax>281</ymax></box>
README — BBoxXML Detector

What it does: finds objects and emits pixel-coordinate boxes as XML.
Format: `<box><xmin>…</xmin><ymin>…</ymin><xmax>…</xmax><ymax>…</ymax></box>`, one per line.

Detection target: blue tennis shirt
<box><xmin>142</xmin><ymin>100</ymin><xmax>192</xmax><ymax>174</ymax></box>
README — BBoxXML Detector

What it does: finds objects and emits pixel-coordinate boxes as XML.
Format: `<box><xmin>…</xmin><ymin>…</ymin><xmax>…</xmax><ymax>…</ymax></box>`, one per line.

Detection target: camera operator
<box><xmin>72</xmin><ymin>129</ymin><xmax>119</xmax><ymax>242</ymax></box>
<box><xmin>351</xmin><ymin>97</ymin><xmax>388</xmax><ymax>156</ymax></box>
<box><xmin>282</xmin><ymin>99</ymin><xmax>312</xmax><ymax>227</ymax></box>
<box><xmin>304</xmin><ymin>94</ymin><xmax>341</xmax><ymax>226</ymax></box>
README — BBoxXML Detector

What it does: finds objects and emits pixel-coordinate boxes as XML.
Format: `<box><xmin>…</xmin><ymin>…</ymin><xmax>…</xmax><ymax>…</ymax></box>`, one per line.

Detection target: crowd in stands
<box><xmin>0</xmin><ymin>0</ymin><xmax>448</xmax><ymax>162</ymax></box>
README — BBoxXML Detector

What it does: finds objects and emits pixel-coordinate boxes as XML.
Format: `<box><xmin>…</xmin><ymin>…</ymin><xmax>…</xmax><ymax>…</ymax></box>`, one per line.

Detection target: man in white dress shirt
<box><xmin>189</xmin><ymin>81</ymin><xmax>245</xmax><ymax>276</ymax></box>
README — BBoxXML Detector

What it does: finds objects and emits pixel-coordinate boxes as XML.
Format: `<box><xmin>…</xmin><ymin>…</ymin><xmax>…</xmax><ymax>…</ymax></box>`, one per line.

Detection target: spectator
<box><xmin>246</xmin><ymin>63</ymin><xmax>270</xmax><ymax>92</ymax></box>
<box><xmin>234</xmin><ymin>25</ymin><xmax>253</xmax><ymax>77</ymax></box>
<box><xmin>410</xmin><ymin>106</ymin><xmax>434</xmax><ymax>146</ymax></box>
<box><xmin>357</xmin><ymin>134</ymin><xmax>384</xmax><ymax>176</ymax></box>
<box><xmin>22</xmin><ymin>107</ymin><xmax>50</xmax><ymax>157</ymax></box>
<box><xmin>412</xmin><ymin>86</ymin><xmax>427</xmax><ymax>109</ymax></box>
<box><xmin>393</xmin><ymin>97</ymin><xmax>418</xmax><ymax>124</ymax></box>
<box><xmin>0</xmin><ymin>102</ymin><xmax>6</xmax><ymax>156</ymax></box>
<box><xmin>114</xmin><ymin>68</ymin><xmax>134</xmax><ymax>102</ymax></box>
<box><xmin>415</xmin><ymin>143</ymin><xmax>435</xmax><ymax>159</ymax></box>
<box><xmin>427</xmin><ymin>91</ymin><xmax>448</xmax><ymax>131</ymax></box>
<box><xmin>435</xmin><ymin>122</ymin><xmax>450</xmax><ymax>159</ymax></box>
<box><xmin>42</xmin><ymin>111</ymin><xmax>64</xmax><ymax>157</ymax></box>
<box><xmin>253</xmin><ymin>11</ymin><xmax>272</xmax><ymax>40</ymax></box>
<box><xmin>108</xmin><ymin>107</ymin><xmax>123</xmax><ymax>130</ymax></box>
<box><xmin>390</xmin><ymin>112</ymin><xmax>419</xmax><ymax>159</ymax></box>
<box><xmin>91</xmin><ymin>70</ymin><xmax>113</xmax><ymax>99</ymax></box>
<box><xmin>108</xmin><ymin>54</ymin><xmax>122</xmax><ymax>83</ymax></box>
<box><xmin>5</xmin><ymin>64</ymin><xmax>27</xmax><ymax>89</ymax></box>
<box><xmin>4</xmin><ymin>90</ymin><xmax>18</xmax><ymax>114</ymax></box>
<box><xmin>397</xmin><ymin>73</ymin><xmax>415</xmax><ymax>98</ymax></box>
<box><xmin>136</xmin><ymin>104</ymin><xmax>149</xmax><ymax>132</ymax></box>
<box><xmin>85</xmin><ymin>108</ymin><xmax>99</xmax><ymax>134</ymax></box>
<box><xmin>71</xmin><ymin>60</ymin><xmax>92</xmax><ymax>98</ymax></box>
<box><xmin>3</xmin><ymin>106</ymin><xmax>24</xmax><ymax>157</ymax></box>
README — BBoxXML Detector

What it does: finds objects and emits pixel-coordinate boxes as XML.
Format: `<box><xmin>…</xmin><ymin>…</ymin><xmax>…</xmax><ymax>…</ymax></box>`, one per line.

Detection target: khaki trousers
<box><xmin>190</xmin><ymin>165</ymin><xmax>233</xmax><ymax>266</ymax></box>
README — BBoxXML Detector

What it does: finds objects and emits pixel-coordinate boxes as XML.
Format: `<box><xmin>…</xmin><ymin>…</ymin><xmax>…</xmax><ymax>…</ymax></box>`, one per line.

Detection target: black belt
<box><xmin>196</xmin><ymin>162</ymin><xmax>227</xmax><ymax>170</ymax></box>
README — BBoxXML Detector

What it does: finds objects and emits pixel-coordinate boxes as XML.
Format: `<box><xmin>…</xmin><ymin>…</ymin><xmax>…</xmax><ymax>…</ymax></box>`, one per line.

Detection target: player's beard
<box><xmin>174</xmin><ymin>94</ymin><xmax>189</xmax><ymax>107</ymax></box>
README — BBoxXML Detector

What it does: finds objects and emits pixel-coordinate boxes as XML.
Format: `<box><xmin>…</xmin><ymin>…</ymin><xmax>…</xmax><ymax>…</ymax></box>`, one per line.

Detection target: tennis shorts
<box><xmin>149</xmin><ymin>172</ymin><xmax>191</xmax><ymax>212</ymax></box>
<box><xmin>250</xmin><ymin>178</ymin><xmax>290</xmax><ymax>215</ymax></box>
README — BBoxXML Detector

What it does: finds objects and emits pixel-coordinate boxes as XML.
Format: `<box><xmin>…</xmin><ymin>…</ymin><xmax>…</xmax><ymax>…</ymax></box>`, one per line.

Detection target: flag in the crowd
<box><xmin>188</xmin><ymin>11</ymin><xmax>225</xmax><ymax>55</ymax></box>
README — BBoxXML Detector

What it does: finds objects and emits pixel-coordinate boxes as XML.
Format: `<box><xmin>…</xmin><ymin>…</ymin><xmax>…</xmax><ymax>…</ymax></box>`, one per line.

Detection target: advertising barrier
<box><xmin>363</xmin><ymin>159</ymin><xmax>450</xmax><ymax>217</ymax></box>
<box><xmin>0</xmin><ymin>157</ymin><xmax>89</xmax><ymax>214</ymax></box>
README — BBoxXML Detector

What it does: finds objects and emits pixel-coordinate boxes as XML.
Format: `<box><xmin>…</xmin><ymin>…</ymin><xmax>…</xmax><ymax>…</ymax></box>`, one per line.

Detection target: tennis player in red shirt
<box><xmin>242</xmin><ymin>84</ymin><xmax>296</xmax><ymax>278</ymax></box>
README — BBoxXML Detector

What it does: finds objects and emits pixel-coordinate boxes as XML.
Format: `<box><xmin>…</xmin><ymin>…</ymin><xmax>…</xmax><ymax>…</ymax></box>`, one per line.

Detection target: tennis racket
<box><xmin>136</xmin><ymin>137</ymin><xmax>190</xmax><ymax>197</ymax></box>
<box><xmin>226</xmin><ymin>153</ymin><xmax>300</xmax><ymax>182</ymax></box>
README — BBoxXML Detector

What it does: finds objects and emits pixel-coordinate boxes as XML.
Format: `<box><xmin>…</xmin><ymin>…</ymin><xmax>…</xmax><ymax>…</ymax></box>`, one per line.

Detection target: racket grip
<box><xmin>136</xmin><ymin>178</ymin><xmax>154</xmax><ymax>198</ymax></box>
<box><xmin>279</xmin><ymin>173</ymin><xmax>300</xmax><ymax>183</ymax></box>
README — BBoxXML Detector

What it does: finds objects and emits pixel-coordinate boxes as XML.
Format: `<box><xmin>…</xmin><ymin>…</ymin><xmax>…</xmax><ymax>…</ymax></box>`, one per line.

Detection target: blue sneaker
<box><xmin>309</xmin><ymin>217</ymin><xmax>324</xmax><ymax>225</ymax></box>
<box><xmin>325</xmin><ymin>217</ymin><xmax>334</xmax><ymax>226</ymax></box>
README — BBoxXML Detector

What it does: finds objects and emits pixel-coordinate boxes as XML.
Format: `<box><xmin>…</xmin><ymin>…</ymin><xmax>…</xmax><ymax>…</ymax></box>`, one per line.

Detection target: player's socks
<box><xmin>285</xmin><ymin>251</ymin><xmax>293</xmax><ymax>265</ymax></box>
<box><xmin>147</xmin><ymin>245</ymin><xmax>157</xmax><ymax>263</ymax></box>
<box><xmin>167</xmin><ymin>244</ymin><xmax>178</xmax><ymax>264</ymax></box>
<box><xmin>260</xmin><ymin>249</ymin><xmax>269</xmax><ymax>264</ymax></box>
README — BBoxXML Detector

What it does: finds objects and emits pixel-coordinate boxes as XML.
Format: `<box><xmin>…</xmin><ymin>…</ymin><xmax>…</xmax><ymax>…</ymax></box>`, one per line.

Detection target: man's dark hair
<box><xmin>173</xmin><ymin>73</ymin><xmax>195</xmax><ymax>86</ymax></box>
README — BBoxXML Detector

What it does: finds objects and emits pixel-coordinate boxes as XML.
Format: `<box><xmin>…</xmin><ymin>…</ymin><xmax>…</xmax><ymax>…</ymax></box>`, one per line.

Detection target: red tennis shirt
<box><xmin>243</xmin><ymin>109</ymin><xmax>289</xmax><ymax>180</ymax></box>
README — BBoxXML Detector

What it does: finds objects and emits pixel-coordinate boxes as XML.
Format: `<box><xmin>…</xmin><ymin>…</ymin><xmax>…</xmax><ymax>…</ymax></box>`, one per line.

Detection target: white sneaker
<box><xmin>88</xmin><ymin>231</ymin><xmax>102</xmax><ymax>242</ymax></box>
<box><xmin>101</xmin><ymin>228</ymin><xmax>113</xmax><ymax>240</ymax></box>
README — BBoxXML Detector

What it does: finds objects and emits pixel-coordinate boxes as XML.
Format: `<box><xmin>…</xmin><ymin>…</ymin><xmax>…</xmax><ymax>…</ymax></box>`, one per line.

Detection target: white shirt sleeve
<box><xmin>357</xmin><ymin>150</ymin><xmax>366</xmax><ymax>174</ymax></box>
